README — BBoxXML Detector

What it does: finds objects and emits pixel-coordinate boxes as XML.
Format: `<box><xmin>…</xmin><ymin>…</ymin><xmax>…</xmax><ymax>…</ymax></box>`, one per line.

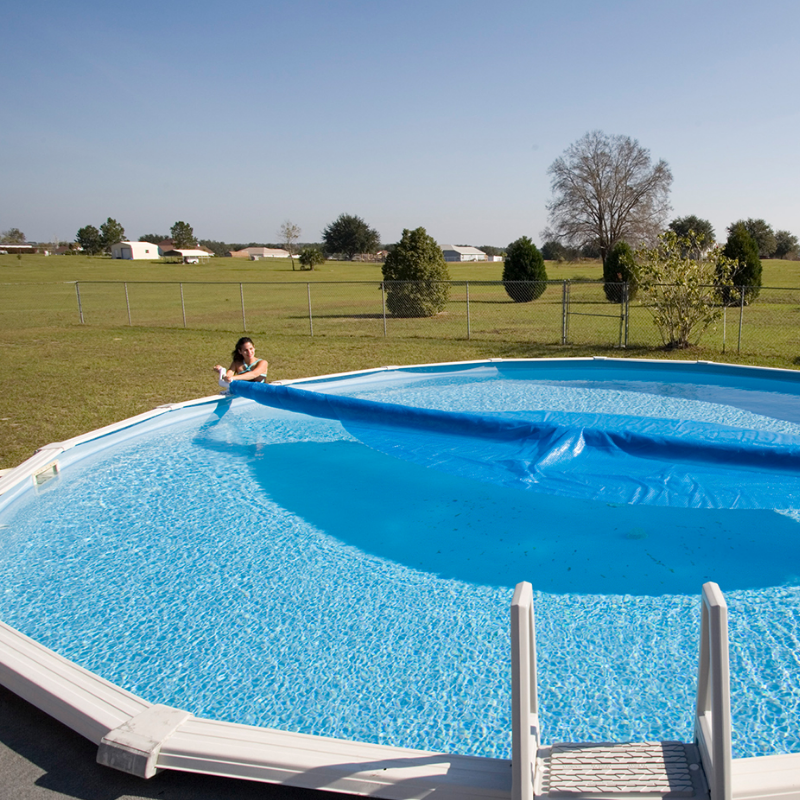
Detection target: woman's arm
<box><xmin>212</xmin><ymin>361</ymin><xmax>240</xmax><ymax>382</ymax></box>
<box><xmin>231</xmin><ymin>360</ymin><xmax>268</xmax><ymax>381</ymax></box>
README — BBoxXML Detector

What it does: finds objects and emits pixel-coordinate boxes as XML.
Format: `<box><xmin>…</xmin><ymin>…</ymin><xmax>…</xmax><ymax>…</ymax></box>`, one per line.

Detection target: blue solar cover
<box><xmin>230</xmin><ymin>380</ymin><xmax>800</xmax><ymax>510</ymax></box>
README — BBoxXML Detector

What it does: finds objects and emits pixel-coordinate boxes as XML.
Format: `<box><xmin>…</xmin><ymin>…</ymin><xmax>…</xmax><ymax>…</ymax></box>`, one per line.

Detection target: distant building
<box><xmin>110</xmin><ymin>241</ymin><xmax>161</xmax><ymax>260</ymax></box>
<box><xmin>157</xmin><ymin>239</ymin><xmax>213</xmax><ymax>255</ymax></box>
<box><xmin>0</xmin><ymin>243</ymin><xmax>37</xmax><ymax>255</ymax></box>
<box><xmin>230</xmin><ymin>247</ymin><xmax>291</xmax><ymax>260</ymax></box>
<box><xmin>440</xmin><ymin>245</ymin><xmax>488</xmax><ymax>262</ymax></box>
<box><xmin>162</xmin><ymin>248</ymin><xmax>212</xmax><ymax>263</ymax></box>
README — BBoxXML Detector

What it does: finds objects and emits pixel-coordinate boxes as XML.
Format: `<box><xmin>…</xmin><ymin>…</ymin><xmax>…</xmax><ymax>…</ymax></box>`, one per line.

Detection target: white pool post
<box><xmin>695</xmin><ymin>581</ymin><xmax>732</xmax><ymax>800</ymax></box>
<box><xmin>511</xmin><ymin>581</ymin><xmax>540</xmax><ymax>800</ymax></box>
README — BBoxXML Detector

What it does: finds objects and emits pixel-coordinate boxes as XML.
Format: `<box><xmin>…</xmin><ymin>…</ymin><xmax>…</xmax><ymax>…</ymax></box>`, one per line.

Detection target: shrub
<box><xmin>634</xmin><ymin>231</ymin><xmax>734</xmax><ymax>349</ymax></box>
<box><xmin>603</xmin><ymin>241</ymin><xmax>637</xmax><ymax>302</ymax></box>
<box><xmin>721</xmin><ymin>223</ymin><xmax>762</xmax><ymax>305</ymax></box>
<box><xmin>298</xmin><ymin>247</ymin><xmax>325</xmax><ymax>271</ymax></box>
<box><xmin>502</xmin><ymin>237</ymin><xmax>547</xmax><ymax>302</ymax></box>
<box><xmin>382</xmin><ymin>227</ymin><xmax>450</xmax><ymax>317</ymax></box>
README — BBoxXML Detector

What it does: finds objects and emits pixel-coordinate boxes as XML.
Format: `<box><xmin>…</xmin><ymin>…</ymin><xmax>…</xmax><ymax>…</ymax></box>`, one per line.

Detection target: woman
<box><xmin>214</xmin><ymin>337</ymin><xmax>268</xmax><ymax>387</ymax></box>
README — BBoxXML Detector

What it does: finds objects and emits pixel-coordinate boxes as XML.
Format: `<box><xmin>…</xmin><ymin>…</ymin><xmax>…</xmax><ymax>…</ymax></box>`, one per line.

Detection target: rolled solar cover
<box><xmin>230</xmin><ymin>380</ymin><xmax>800</xmax><ymax>510</ymax></box>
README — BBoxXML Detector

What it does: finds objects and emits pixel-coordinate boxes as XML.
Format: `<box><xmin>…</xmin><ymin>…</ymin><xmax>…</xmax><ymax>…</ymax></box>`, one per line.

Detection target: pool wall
<box><xmin>2</xmin><ymin>358</ymin><xmax>800</xmax><ymax>799</ymax></box>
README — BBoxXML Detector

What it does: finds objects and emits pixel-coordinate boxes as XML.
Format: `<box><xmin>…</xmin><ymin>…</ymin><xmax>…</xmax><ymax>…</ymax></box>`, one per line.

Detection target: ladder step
<box><xmin>536</xmin><ymin>741</ymin><xmax>709</xmax><ymax>799</ymax></box>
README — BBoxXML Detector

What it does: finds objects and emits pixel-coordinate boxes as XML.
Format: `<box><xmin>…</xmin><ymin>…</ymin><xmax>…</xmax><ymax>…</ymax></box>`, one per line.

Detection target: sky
<box><xmin>2</xmin><ymin>0</ymin><xmax>800</xmax><ymax>248</ymax></box>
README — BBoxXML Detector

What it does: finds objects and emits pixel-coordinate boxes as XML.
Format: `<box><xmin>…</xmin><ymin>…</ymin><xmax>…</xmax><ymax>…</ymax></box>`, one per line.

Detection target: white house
<box><xmin>110</xmin><ymin>241</ymin><xmax>161</xmax><ymax>260</ymax></box>
<box><xmin>440</xmin><ymin>245</ymin><xmax>488</xmax><ymax>262</ymax></box>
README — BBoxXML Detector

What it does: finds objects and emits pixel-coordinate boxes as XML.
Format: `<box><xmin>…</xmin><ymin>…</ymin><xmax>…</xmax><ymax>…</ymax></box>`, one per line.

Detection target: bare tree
<box><xmin>544</xmin><ymin>131</ymin><xmax>672</xmax><ymax>265</ymax></box>
<box><xmin>279</xmin><ymin>220</ymin><xmax>301</xmax><ymax>270</ymax></box>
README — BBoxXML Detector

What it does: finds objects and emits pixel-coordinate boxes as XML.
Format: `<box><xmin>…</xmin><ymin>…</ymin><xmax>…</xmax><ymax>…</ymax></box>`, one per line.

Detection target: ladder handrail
<box><xmin>511</xmin><ymin>581</ymin><xmax>540</xmax><ymax>800</ymax></box>
<box><xmin>695</xmin><ymin>581</ymin><xmax>732</xmax><ymax>800</ymax></box>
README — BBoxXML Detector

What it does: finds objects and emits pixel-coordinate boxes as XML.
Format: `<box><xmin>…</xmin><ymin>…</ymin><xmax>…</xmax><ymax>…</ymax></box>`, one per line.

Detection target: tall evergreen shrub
<box><xmin>603</xmin><ymin>241</ymin><xmax>637</xmax><ymax>302</ymax></box>
<box><xmin>502</xmin><ymin>237</ymin><xmax>548</xmax><ymax>302</ymax></box>
<box><xmin>722</xmin><ymin>223</ymin><xmax>762</xmax><ymax>305</ymax></box>
<box><xmin>382</xmin><ymin>227</ymin><xmax>450</xmax><ymax>317</ymax></box>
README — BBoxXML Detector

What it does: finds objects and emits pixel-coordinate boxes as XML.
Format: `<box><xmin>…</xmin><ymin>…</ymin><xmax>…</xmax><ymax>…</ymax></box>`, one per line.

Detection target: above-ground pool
<box><xmin>2</xmin><ymin>358</ymin><xmax>800</xmax><ymax>761</ymax></box>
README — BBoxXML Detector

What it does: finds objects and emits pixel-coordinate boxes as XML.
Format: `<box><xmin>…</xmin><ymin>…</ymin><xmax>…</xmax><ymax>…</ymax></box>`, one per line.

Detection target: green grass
<box><xmin>2</xmin><ymin>254</ymin><xmax>800</xmax><ymax>470</ymax></box>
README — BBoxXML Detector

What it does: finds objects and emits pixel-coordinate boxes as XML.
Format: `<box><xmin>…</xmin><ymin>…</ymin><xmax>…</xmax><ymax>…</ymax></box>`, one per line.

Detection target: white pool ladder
<box><xmin>511</xmin><ymin>581</ymin><xmax>731</xmax><ymax>800</ymax></box>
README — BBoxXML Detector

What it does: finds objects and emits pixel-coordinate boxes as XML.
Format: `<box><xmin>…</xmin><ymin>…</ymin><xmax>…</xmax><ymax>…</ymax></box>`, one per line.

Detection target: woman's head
<box><xmin>233</xmin><ymin>337</ymin><xmax>255</xmax><ymax>362</ymax></box>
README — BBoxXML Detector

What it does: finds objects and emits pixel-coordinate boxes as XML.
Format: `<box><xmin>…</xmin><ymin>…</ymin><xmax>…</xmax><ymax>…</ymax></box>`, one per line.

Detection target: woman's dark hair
<box><xmin>232</xmin><ymin>337</ymin><xmax>254</xmax><ymax>362</ymax></box>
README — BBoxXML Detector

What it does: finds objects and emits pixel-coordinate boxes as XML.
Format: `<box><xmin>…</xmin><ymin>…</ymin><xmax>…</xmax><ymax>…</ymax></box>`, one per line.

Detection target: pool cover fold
<box><xmin>230</xmin><ymin>380</ymin><xmax>800</xmax><ymax>509</ymax></box>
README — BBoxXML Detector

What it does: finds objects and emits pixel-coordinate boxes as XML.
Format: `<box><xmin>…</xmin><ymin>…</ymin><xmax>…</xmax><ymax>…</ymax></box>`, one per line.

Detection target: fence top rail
<box><xmin>2</xmin><ymin>279</ymin><xmax>798</xmax><ymax>290</ymax></box>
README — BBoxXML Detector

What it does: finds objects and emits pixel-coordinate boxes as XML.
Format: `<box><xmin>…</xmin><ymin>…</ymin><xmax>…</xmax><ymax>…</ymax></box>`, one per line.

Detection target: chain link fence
<box><xmin>3</xmin><ymin>279</ymin><xmax>799</xmax><ymax>357</ymax></box>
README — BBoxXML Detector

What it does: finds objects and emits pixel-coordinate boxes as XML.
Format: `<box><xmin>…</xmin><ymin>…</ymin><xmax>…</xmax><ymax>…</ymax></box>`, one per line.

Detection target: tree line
<box><xmin>72</xmin><ymin>219</ymin><xmax>199</xmax><ymax>255</ymax></box>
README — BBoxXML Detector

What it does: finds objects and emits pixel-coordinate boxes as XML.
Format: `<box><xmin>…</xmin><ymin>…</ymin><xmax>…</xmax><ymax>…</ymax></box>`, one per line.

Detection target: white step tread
<box><xmin>536</xmin><ymin>742</ymin><xmax>708</xmax><ymax>799</ymax></box>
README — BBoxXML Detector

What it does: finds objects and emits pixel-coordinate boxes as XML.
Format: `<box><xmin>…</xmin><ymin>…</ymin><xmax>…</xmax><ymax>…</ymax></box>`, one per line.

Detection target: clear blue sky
<box><xmin>3</xmin><ymin>0</ymin><xmax>799</xmax><ymax>247</ymax></box>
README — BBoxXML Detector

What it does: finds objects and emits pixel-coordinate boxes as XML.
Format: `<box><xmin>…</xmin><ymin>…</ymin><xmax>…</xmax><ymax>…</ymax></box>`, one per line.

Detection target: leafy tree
<box><xmin>668</xmin><ymin>215</ymin><xmax>715</xmax><ymax>242</ymax></box>
<box><xmin>774</xmin><ymin>230</ymin><xmax>799</xmax><ymax>259</ymax></box>
<box><xmin>502</xmin><ymin>237</ymin><xmax>547</xmax><ymax>302</ymax></box>
<box><xmin>544</xmin><ymin>130</ymin><xmax>672</xmax><ymax>265</ymax></box>
<box><xmin>633</xmin><ymin>231</ymin><xmax>734</xmax><ymax>349</ymax></box>
<box><xmin>580</xmin><ymin>241</ymin><xmax>603</xmax><ymax>259</ymax></box>
<box><xmin>479</xmin><ymin>245</ymin><xmax>503</xmax><ymax>257</ymax></box>
<box><xmin>170</xmin><ymin>221</ymin><xmax>196</xmax><ymax>249</ymax></box>
<box><xmin>0</xmin><ymin>228</ymin><xmax>26</xmax><ymax>244</ymax></box>
<box><xmin>322</xmin><ymin>213</ymin><xmax>380</xmax><ymax>260</ymax></box>
<box><xmin>730</xmin><ymin>218</ymin><xmax>776</xmax><ymax>259</ymax></box>
<box><xmin>99</xmin><ymin>218</ymin><xmax>125</xmax><ymax>252</ymax></box>
<box><xmin>382</xmin><ymin>227</ymin><xmax>450</xmax><ymax>317</ymax></box>
<box><xmin>279</xmin><ymin>220</ymin><xmax>301</xmax><ymax>270</ymax></box>
<box><xmin>722</xmin><ymin>223</ymin><xmax>762</xmax><ymax>304</ymax></box>
<box><xmin>298</xmin><ymin>246</ymin><xmax>325</xmax><ymax>271</ymax></box>
<box><xmin>138</xmin><ymin>234</ymin><xmax>167</xmax><ymax>245</ymax></box>
<box><xmin>603</xmin><ymin>241</ymin><xmax>637</xmax><ymax>302</ymax></box>
<box><xmin>541</xmin><ymin>240</ymin><xmax>567</xmax><ymax>261</ymax></box>
<box><xmin>668</xmin><ymin>216</ymin><xmax>715</xmax><ymax>258</ymax></box>
<box><xmin>75</xmin><ymin>225</ymin><xmax>103</xmax><ymax>255</ymax></box>
<box><xmin>198</xmin><ymin>239</ymin><xmax>233</xmax><ymax>257</ymax></box>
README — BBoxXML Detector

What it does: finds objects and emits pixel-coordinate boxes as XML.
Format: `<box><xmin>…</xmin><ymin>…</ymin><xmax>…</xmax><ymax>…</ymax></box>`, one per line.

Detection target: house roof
<box><xmin>440</xmin><ymin>245</ymin><xmax>486</xmax><ymax>255</ymax></box>
<box><xmin>163</xmin><ymin>249</ymin><xmax>210</xmax><ymax>257</ymax></box>
<box><xmin>238</xmin><ymin>247</ymin><xmax>291</xmax><ymax>256</ymax></box>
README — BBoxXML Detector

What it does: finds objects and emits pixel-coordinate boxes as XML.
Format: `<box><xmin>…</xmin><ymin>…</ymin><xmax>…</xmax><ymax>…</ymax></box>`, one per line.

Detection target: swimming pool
<box><xmin>1</xmin><ymin>358</ymin><xmax>800</xmax><ymax>762</ymax></box>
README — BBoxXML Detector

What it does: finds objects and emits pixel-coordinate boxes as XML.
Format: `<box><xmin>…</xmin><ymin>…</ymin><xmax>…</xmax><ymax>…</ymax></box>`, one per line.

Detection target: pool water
<box><xmin>1</xmin><ymin>361</ymin><xmax>800</xmax><ymax>759</ymax></box>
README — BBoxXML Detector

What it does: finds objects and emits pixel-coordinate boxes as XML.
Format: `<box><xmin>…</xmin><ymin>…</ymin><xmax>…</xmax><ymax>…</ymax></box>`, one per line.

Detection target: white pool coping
<box><xmin>2</xmin><ymin>357</ymin><xmax>800</xmax><ymax>799</ymax></box>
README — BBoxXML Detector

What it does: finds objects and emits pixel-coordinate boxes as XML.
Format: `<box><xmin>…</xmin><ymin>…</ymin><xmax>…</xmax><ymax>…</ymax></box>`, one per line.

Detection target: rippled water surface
<box><xmin>1</xmin><ymin>362</ymin><xmax>800</xmax><ymax>759</ymax></box>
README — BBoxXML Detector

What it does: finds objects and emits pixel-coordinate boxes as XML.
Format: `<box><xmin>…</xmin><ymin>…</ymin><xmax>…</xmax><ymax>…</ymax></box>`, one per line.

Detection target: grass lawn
<box><xmin>2</xmin><ymin>254</ymin><xmax>799</xmax><ymax>470</ymax></box>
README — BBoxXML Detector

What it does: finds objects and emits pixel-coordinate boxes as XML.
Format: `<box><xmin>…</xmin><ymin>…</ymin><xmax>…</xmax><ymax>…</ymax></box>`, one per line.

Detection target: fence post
<box><xmin>180</xmin><ymin>283</ymin><xmax>186</xmax><ymax>328</ymax></box>
<box><xmin>466</xmin><ymin>281</ymin><xmax>471</xmax><ymax>340</ymax></box>
<box><xmin>561</xmin><ymin>281</ymin><xmax>569</xmax><ymax>345</ymax></box>
<box><xmin>124</xmin><ymin>283</ymin><xmax>131</xmax><ymax>326</ymax></box>
<box><xmin>737</xmin><ymin>287</ymin><xmax>745</xmax><ymax>354</ymax></box>
<box><xmin>722</xmin><ymin>305</ymin><xmax>727</xmax><ymax>354</ymax></box>
<box><xmin>75</xmin><ymin>282</ymin><xmax>84</xmax><ymax>324</ymax></box>
<box><xmin>381</xmin><ymin>281</ymin><xmax>387</xmax><ymax>337</ymax></box>
<box><xmin>307</xmin><ymin>283</ymin><xmax>314</xmax><ymax>336</ymax></box>
<box><xmin>239</xmin><ymin>283</ymin><xmax>247</xmax><ymax>332</ymax></box>
<box><xmin>624</xmin><ymin>283</ymin><xmax>630</xmax><ymax>348</ymax></box>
